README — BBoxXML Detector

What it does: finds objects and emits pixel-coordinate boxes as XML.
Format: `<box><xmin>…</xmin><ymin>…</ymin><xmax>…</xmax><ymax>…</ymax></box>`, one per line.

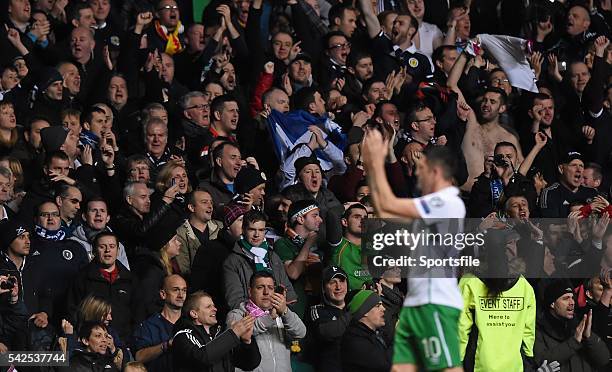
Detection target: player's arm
<box><xmin>362</xmin><ymin>130</ymin><xmax>421</xmax><ymax>219</ymax></box>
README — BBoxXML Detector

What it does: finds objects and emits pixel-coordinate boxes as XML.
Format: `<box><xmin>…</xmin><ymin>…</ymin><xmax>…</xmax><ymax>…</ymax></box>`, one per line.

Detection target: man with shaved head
<box><xmin>133</xmin><ymin>274</ymin><xmax>187</xmax><ymax>372</ymax></box>
<box><xmin>70</xmin><ymin>26</ymin><xmax>110</xmax><ymax>105</ymax></box>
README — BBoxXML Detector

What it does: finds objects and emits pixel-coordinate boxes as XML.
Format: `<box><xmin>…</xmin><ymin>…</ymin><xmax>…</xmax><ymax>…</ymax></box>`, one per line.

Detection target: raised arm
<box><xmin>357</xmin><ymin>0</ymin><xmax>382</xmax><ymax>38</ymax></box>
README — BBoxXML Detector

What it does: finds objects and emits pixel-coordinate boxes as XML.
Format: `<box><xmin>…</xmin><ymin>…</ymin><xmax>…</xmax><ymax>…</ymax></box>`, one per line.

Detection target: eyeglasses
<box><xmin>158</xmin><ymin>5</ymin><xmax>179</xmax><ymax>11</ymax></box>
<box><xmin>414</xmin><ymin>116</ymin><xmax>436</xmax><ymax>123</ymax></box>
<box><xmin>328</xmin><ymin>42</ymin><xmax>351</xmax><ymax>50</ymax></box>
<box><xmin>186</xmin><ymin>104</ymin><xmax>210</xmax><ymax>111</ymax></box>
<box><xmin>39</xmin><ymin>212</ymin><xmax>60</xmax><ymax>218</ymax></box>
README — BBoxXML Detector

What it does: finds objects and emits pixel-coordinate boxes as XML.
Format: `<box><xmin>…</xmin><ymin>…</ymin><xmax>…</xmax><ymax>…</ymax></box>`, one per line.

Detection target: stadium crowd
<box><xmin>0</xmin><ymin>0</ymin><xmax>609</xmax><ymax>371</ymax></box>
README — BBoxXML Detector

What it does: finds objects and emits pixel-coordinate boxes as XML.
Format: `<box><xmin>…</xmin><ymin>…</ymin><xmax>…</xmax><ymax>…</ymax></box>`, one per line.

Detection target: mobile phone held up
<box><xmin>275</xmin><ymin>285</ymin><xmax>284</xmax><ymax>294</ymax></box>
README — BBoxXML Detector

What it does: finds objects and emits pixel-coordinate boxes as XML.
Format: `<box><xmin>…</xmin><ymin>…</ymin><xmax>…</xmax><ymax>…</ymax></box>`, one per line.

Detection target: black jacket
<box><xmin>130</xmin><ymin>250</ymin><xmax>166</xmax><ymax>324</ymax></box>
<box><xmin>340</xmin><ymin>321</ymin><xmax>392</xmax><ymax>372</ymax></box>
<box><xmin>535</xmin><ymin>310</ymin><xmax>610</xmax><ymax>372</ymax></box>
<box><xmin>307</xmin><ymin>303</ymin><xmax>350</xmax><ymax>372</ymax></box>
<box><xmin>171</xmin><ymin>317</ymin><xmax>261</xmax><ymax>372</ymax></box>
<box><xmin>111</xmin><ymin>201</ymin><xmax>172</xmax><ymax>259</ymax></box>
<box><xmin>58</xmin><ymin>349</ymin><xmax>120</xmax><ymax>372</ymax></box>
<box><xmin>66</xmin><ymin>261</ymin><xmax>135</xmax><ymax>340</ymax></box>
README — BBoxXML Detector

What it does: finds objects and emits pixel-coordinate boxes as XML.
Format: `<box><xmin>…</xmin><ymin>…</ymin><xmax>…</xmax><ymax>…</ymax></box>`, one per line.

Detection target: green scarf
<box><xmin>239</xmin><ymin>238</ymin><xmax>272</xmax><ymax>273</ymax></box>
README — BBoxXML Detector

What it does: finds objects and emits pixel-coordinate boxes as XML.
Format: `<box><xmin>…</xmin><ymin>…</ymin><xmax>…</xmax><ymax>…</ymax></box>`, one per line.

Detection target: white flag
<box><xmin>477</xmin><ymin>34</ymin><xmax>539</xmax><ymax>93</ymax></box>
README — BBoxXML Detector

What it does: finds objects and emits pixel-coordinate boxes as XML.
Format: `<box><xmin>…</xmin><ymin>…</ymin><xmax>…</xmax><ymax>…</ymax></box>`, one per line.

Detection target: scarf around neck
<box><xmin>239</xmin><ymin>238</ymin><xmax>271</xmax><ymax>272</ymax></box>
<box><xmin>35</xmin><ymin>225</ymin><xmax>66</xmax><ymax>241</ymax></box>
<box><xmin>154</xmin><ymin>20</ymin><xmax>184</xmax><ymax>55</ymax></box>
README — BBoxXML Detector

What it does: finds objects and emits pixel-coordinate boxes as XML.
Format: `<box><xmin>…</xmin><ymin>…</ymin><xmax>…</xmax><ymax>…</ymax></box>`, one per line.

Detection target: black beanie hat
<box><xmin>146</xmin><ymin>218</ymin><xmax>185</xmax><ymax>252</ymax></box>
<box><xmin>544</xmin><ymin>279</ymin><xmax>574</xmax><ymax>307</ymax></box>
<box><xmin>294</xmin><ymin>155</ymin><xmax>322</xmax><ymax>181</ymax></box>
<box><xmin>38</xmin><ymin>67</ymin><xmax>63</xmax><ymax>92</ymax></box>
<box><xmin>234</xmin><ymin>166</ymin><xmax>267</xmax><ymax>195</ymax></box>
<box><xmin>40</xmin><ymin>126</ymin><xmax>68</xmax><ymax>153</ymax></box>
<box><xmin>0</xmin><ymin>219</ymin><xmax>29</xmax><ymax>250</ymax></box>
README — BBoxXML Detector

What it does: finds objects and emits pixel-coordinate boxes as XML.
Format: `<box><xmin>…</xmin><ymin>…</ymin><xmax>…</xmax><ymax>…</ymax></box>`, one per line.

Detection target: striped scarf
<box><xmin>154</xmin><ymin>20</ymin><xmax>184</xmax><ymax>55</ymax></box>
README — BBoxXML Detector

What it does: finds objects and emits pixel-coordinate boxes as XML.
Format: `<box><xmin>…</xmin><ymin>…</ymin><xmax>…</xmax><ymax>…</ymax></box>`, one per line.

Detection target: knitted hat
<box><xmin>0</xmin><ymin>219</ymin><xmax>29</xmax><ymax>250</ymax></box>
<box><xmin>235</xmin><ymin>166</ymin><xmax>267</xmax><ymax>195</ymax></box>
<box><xmin>223</xmin><ymin>202</ymin><xmax>248</xmax><ymax>227</ymax></box>
<box><xmin>287</xmin><ymin>199</ymin><xmax>318</xmax><ymax>223</ymax></box>
<box><xmin>40</xmin><ymin>126</ymin><xmax>68</xmax><ymax>153</ymax></box>
<box><xmin>37</xmin><ymin>67</ymin><xmax>63</xmax><ymax>92</ymax></box>
<box><xmin>294</xmin><ymin>156</ymin><xmax>322</xmax><ymax>180</ymax></box>
<box><xmin>544</xmin><ymin>279</ymin><xmax>574</xmax><ymax>307</ymax></box>
<box><xmin>322</xmin><ymin>265</ymin><xmax>347</xmax><ymax>284</ymax></box>
<box><xmin>347</xmin><ymin>289</ymin><xmax>381</xmax><ymax>320</ymax></box>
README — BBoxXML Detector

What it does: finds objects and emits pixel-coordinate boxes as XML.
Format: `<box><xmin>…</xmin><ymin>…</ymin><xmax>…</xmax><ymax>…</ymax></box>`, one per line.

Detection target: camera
<box><xmin>0</xmin><ymin>276</ymin><xmax>16</xmax><ymax>290</ymax></box>
<box><xmin>493</xmin><ymin>154</ymin><xmax>509</xmax><ymax>167</ymax></box>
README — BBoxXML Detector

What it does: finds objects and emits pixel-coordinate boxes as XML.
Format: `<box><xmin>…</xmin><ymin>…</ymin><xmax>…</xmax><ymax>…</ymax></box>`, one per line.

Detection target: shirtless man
<box><xmin>448</xmin><ymin>52</ymin><xmax>523</xmax><ymax>191</ymax></box>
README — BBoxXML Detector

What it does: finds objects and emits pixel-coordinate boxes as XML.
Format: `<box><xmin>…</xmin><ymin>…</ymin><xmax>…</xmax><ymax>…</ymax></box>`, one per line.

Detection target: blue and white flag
<box><xmin>266</xmin><ymin>110</ymin><xmax>347</xmax><ymax>170</ymax></box>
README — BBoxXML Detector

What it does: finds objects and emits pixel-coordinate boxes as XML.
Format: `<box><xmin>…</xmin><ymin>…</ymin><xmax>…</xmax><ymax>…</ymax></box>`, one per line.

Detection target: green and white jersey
<box><xmin>404</xmin><ymin>186</ymin><xmax>466</xmax><ymax>310</ymax></box>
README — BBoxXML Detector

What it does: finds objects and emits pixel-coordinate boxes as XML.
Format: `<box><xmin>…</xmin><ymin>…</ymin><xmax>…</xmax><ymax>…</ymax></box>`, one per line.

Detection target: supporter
<box><xmin>331</xmin><ymin>203</ymin><xmax>371</xmax><ymax>290</ymax></box>
<box><xmin>0</xmin><ymin>271</ymin><xmax>27</xmax><ymax>351</ymax></box>
<box><xmin>175</xmin><ymin>189</ymin><xmax>223</xmax><ymax>276</ymax></box>
<box><xmin>223</xmin><ymin>210</ymin><xmax>296</xmax><ymax>310</ymax></box>
<box><xmin>111</xmin><ymin>181</ymin><xmax>175</xmax><ymax>260</ymax></box>
<box><xmin>149</xmin><ymin>159</ymin><xmax>190</xmax><ymax>235</ymax></box>
<box><xmin>54</xmin><ymin>183</ymin><xmax>82</xmax><ymax>237</ymax></box>
<box><xmin>226</xmin><ymin>270</ymin><xmax>306</xmax><ymax>372</ymax></box>
<box><xmin>405</xmin><ymin>0</ymin><xmax>446</xmax><ymax>58</ymax></box>
<box><xmin>191</xmin><ymin>202</ymin><xmax>247</xmax><ymax>319</ymax></box>
<box><xmin>71</xmin><ymin>197</ymin><xmax>130</xmax><ymax>269</ymax></box>
<box><xmin>133</xmin><ymin>274</ymin><xmax>187</xmax><ymax>372</ymax></box>
<box><xmin>67</xmin><ymin>232</ymin><xmax>135</xmax><ymax>340</ymax></box>
<box><xmin>31</xmin><ymin>200</ymin><xmax>89</xmax><ymax>323</ymax></box>
<box><xmin>535</xmin><ymin>279</ymin><xmax>610</xmax><ymax>371</ymax></box>
<box><xmin>307</xmin><ymin>265</ymin><xmax>349</xmax><ymax>372</ymax></box>
<box><xmin>540</xmin><ymin>152</ymin><xmax>599</xmax><ymax>218</ymax></box>
<box><xmin>0</xmin><ymin>167</ymin><xmax>16</xmax><ymax>219</ymax></box>
<box><xmin>172</xmin><ymin>291</ymin><xmax>261</xmax><ymax>372</ymax></box>
<box><xmin>131</xmin><ymin>219</ymin><xmax>184</xmax><ymax>322</ymax></box>
<box><xmin>180</xmin><ymin>91</ymin><xmax>211</xmax><ymax>168</ymax></box>
<box><xmin>59</xmin><ymin>321</ymin><xmax>121</xmax><ymax>372</ymax></box>
<box><xmin>233</xmin><ymin>165</ymin><xmax>266</xmax><ymax>211</ymax></box>
<box><xmin>199</xmin><ymin>141</ymin><xmax>242</xmax><ymax>215</ymax></box>
<box><xmin>275</xmin><ymin>199</ymin><xmax>324</xmax><ymax>318</ymax></box>
<box><xmin>582</xmin><ymin>162</ymin><xmax>603</xmax><ymax>190</ymax></box>
<box><xmin>125</xmin><ymin>155</ymin><xmax>153</xmax><ymax>184</ymax></box>
<box><xmin>341</xmin><ymin>289</ymin><xmax>391</xmax><ymax>371</ymax></box>
<box><xmin>0</xmin><ymin>219</ymin><xmax>50</xmax><ymax>348</ymax></box>
<box><xmin>10</xmin><ymin>116</ymin><xmax>50</xmax><ymax>187</ymax></box>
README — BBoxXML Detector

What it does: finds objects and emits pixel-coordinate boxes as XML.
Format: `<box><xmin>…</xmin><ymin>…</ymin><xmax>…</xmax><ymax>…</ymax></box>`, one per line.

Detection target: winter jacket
<box><xmin>223</xmin><ymin>242</ymin><xmax>297</xmax><ymax>311</ymax></box>
<box><xmin>340</xmin><ymin>321</ymin><xmax>392</xmax><ymax>372</ymax></box>
<box><xmin>58</xmin><ymin>349</ymin><xmax>120</xmax><ymax>372</ymax></box>
<box><xmin>0</xmin><ymin>295</ymin><xmax>28</xmax><ymax>349</ymax></box>
<box><xmin>70</xmin><ymin>224</ymin><xmax>130</xmax><ymax>270</ymax></box>
<box><xmin>66</xmin><ymin>261</ymin><xmax>135</xmax><ymax>340</ymax></box>
<box><xmin>31</xmin><ymin>234</ymin><xmax>89</xmax><ymax>322</ymax></box>
<box><xmin>534</xmin><ymin>310</ymin><xmax>610</xmax><ymax>372</ymax></box>
<box><xmin>0</xmin><ymin>251</ymin><xmax>52</xmax><ymax>318</ymax></box>
<box><xmin>130</xmin><ymin>251</ymin><xmax>167</xmax><ymax>324</ymax></box>
<box><xmin>459</xmin><ymin>275</ymin><xmax>536</xmax><ymax>372</ymax></box>
<box><xmin>226</xmin><ymin>302</ymin><xmax>306</xmax><ymax>372</ymax></box>
<box><xmin>171</xmin><ymin>316</ymin><xmax>261</xmax><ymax>372</ymax></box>
<box><xmin>110</xmin><ymin>201</ymin><xmax>172</xmax><ymax>260</ymax></box>
<box><xmin>175</xmin><ymin>219</ymin><xmax>223</xmax><ymax>275</ymax></box>
<box><xmin>199</xmin><ymin>174</ymin><xmax>234</xmax><ymax>220</ymax></box>
<box><xmin>307</xmin><ymin>303</ymin><xmax>350</xmax><ymax>372</ymax></box>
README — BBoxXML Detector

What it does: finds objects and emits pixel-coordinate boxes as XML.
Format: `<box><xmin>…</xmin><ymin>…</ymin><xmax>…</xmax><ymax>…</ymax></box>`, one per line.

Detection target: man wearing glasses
<box><xmin>180</xmin><ymin>91</ymin><xmax>212</xmax><ymax>169</ymax></box>
<box><xmin>133</xmin><ymin>274</ymin><xmax>187</xmax><ymax>372</ymax></box>
<box><xmin>148</xmin><ymin>0</ymin><xmax>185</xmax><ymax>56</ymax></box>
<box><xmin>319</xmin><ymin>31</ymin><xmax>352</xmax><ymax>90</ymax></box>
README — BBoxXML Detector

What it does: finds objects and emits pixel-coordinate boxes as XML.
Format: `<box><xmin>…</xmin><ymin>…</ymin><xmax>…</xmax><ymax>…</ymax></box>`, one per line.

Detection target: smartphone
<box><xmin>170</xmin><ymin>178</ymin><xmax>176</xmax><ymax>187</ymax></box>
<box><xmin>275</xmin><ymin>285</ymin><xmax>284</xmax><ymax>294</ymax></box>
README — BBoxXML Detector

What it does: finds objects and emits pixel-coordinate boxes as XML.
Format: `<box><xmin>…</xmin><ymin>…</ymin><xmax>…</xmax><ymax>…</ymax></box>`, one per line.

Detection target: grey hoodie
<box><xmin>70</xmin><ymin>224</ymin><xmax>130</xmax><ymax>270</ymax></box>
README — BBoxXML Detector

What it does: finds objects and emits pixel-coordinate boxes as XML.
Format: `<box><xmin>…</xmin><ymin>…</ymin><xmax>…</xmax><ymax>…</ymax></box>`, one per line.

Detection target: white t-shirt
<box><xmin>404</xmin><ymin>186</ymin><xmax>466</xmax><ymax>310</ymax></box>
<box><xmin>417</xmin><ymin>22</ymin><xmax>443</xmax><ymax>59</ymax></box>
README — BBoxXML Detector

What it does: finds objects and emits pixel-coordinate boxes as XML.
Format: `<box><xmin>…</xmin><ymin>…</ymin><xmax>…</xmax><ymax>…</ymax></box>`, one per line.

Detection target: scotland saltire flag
<box><xmin>266</xmin><ymin>110</ymin><xmax>347</xmax><ymax>170</ymax></box>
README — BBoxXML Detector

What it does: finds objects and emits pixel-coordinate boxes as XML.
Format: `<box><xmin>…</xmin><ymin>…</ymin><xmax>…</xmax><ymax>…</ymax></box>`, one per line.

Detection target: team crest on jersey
<box><xmin>62</xmin><ymin>250</ymin><xmax>73</xmax><ymax>260</ymax></box>
<box><xmin>429</xmin><ymin>197</ymin><xmax>444</xmax><ymax>208</ymax></box>
<box><xmin>408</xmin><ymin>58</ymin><xmax>419</xmax><ymax>68</ymax></box>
